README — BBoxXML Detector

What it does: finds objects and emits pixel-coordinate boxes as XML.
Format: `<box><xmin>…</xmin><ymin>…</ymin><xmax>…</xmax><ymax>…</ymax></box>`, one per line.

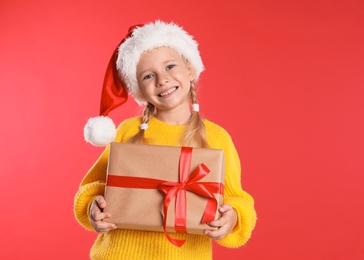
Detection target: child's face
<box><xmin>136</xmin><ymin>47</ymin><xmax>195</xmax><ymax>112</ymax></box>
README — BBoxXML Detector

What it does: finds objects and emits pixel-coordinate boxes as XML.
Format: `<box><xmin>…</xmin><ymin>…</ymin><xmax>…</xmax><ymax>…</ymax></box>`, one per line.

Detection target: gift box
<box><xmin>104</xmin><ymin>142</ymin><xmax>225</xmax><ymax>246</ymax></box>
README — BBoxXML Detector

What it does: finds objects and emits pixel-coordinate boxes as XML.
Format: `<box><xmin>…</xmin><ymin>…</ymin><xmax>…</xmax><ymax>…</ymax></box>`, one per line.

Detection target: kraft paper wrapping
<box><xmin>104</xmin><ymin>142</ymin><xmax>225</xmax><ymax>235</ymax></box>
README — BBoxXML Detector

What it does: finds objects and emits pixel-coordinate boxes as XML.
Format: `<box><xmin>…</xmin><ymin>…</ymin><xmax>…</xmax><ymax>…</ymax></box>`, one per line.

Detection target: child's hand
<box><xmin>89</xmin><ymin>196</ymin><xmax>117</xmax><ymax>234</ymax></box>
<box><xmin>204</xmin><ymin>204</ymin><xmax>237</xmax><ymax>240</ymax></box>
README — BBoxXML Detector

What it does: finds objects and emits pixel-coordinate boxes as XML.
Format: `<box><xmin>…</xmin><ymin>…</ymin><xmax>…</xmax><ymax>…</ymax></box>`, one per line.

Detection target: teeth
<box><xmin>160</xmin><ymin>87</ymin><xmax>177</xmax><ymax>97</ymax></box>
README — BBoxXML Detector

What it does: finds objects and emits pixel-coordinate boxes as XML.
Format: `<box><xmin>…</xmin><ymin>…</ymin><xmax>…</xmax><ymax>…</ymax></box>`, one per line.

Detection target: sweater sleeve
<box><xmin>73</xmin><ymin>145</ymin><xmax>110</xmax><ymax>231</ymax></box>
<box><xmin>207</xmin><ymin>124</ymin><xmax>257</xmax><ymax>248</ymax></box>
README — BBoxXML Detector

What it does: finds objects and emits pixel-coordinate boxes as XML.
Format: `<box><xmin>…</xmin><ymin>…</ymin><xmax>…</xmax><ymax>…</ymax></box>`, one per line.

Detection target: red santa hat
<box><xmin>84</xmin><ymin>21</ymin><xmax>204</xmax><ymax>146</ymax></box>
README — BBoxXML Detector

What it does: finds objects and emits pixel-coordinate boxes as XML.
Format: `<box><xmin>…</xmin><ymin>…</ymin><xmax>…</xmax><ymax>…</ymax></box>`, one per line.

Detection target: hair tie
<box><xmin>140</xmin><ymin>123</ymin><xmax>149</xmax><ymax>130</ymax></box>
<box><xmin>192</xmin><ymin>104</ymin><xmax>200</xmax><ymax>112</ymax></box>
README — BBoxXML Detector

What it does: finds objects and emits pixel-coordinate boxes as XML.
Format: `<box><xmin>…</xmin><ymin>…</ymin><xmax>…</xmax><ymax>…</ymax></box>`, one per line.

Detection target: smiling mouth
<box><xmin>158</xmin><ymin>87</ymin><xmax>178</xmax><ymax>97</ymax></box>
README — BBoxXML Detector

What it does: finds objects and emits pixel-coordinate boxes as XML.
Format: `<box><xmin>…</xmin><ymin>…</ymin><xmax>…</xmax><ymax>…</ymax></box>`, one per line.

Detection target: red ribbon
<box><xmin>106</xmin><ymin>147</ymin><xmax>224</xmax><ymax>247</ymax></box>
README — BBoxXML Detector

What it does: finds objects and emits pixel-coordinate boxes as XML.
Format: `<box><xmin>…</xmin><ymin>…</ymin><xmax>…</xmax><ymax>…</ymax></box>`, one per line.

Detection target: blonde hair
<box><xmin>130</xmin><ymin>81</ymin><xmax>208</xmax><ymax>148</ymax></box>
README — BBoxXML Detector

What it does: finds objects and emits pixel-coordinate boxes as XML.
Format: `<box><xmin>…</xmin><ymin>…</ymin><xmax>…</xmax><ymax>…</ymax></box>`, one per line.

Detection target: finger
<box><xmin>207</xmin><ymin>212</ymin><xmax>228</xmax><ymax>228</ymax></box>
<box><xmin>90</xmin><ymin>203</ymin><xmax>101</xmax><ymax>221</ymax></box>
<box><xmin>93</xmin><ymin>220</ymin><xmax>117</xmax><ymax>232</ymax></box>
<box><xmin>94</xmin><ymin>225</ymin><xmax>116</xmax><ymax>234</ymax></box>
<box><xmin>207</xmin><ymin>218</ymin><xmax>226</xmax><ymax>229</ymax></box>
<box><xmin>90</xmin><ymin>196</ymin><xmax>108</xmax><ymax>220</ymax></box>
<box><xmin>91</xmin><ymin>213</ymin><xmax>117</xmax><ymax>234</ymax></box>
<box><xmin>95</xmin><ymin>196</ymin><xmax>107</xmax><ymax>209</ymax></box>
<box><xmin>219</xmin><ymin>204</ymin><xmax>233</xmax><ymax>214</ymax></box>
<box><xmin>207</xmin><ymin>204</ymin><xmax>232</xmax><ymax>227</ymax></box>
<box><xmin>92</xmin><ymin>211</ymin><xmax>112</xmax><ymax>222</ymax></box>
<box><xmin>204</xmin><ymin>226</ymin><xmax>228</xmax><ymax>240</ymax></box>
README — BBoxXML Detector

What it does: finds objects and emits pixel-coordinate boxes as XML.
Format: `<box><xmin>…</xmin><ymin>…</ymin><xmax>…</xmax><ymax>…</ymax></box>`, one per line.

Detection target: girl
<box><xmin>74</xmin><ymin>21</ymin><xmax>256</xmax><ymax>260</ymax></box>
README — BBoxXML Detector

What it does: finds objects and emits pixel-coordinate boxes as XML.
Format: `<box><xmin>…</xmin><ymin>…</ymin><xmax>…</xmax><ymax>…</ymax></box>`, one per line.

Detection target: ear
<box><xmin>186</xmin><ymin>63</ymin><xmax>196</xmax><ymax>81</ymax></box>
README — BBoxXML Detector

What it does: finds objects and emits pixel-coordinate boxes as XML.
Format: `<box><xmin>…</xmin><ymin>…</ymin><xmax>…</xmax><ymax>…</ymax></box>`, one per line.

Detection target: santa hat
<box><xmin>84</xmin><ymin>21</ymin><xmax>204</xmax><ymax>146</ymax></box>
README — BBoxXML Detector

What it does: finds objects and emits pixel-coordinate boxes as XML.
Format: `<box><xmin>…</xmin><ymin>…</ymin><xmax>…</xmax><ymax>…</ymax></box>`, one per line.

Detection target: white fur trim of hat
<box><xmin>116</xmin><ymin>20</ymin><xmax>205</xmax><ymax>105</ymax></box>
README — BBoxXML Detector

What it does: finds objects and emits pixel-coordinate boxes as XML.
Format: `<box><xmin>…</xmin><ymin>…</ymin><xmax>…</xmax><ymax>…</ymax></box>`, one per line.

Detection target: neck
<box><xmin>155</xmin><ymin>106</ymin><xmax>192</xmax><ymax>125</ymax></box>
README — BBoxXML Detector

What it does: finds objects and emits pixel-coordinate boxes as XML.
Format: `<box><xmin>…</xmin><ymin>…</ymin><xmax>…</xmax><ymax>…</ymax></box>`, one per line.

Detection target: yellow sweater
<box><xmin>74</xmin><ymin>116</ymin><xmax>256</xmax><ymax>260</ymax></box>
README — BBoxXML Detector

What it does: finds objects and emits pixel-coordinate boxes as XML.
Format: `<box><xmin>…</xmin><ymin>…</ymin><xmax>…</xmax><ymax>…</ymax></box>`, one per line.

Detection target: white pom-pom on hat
<box><xmin>84</xmin><ymin>116</ymin><xmax>116</xmax><ymax>146</ymax></box>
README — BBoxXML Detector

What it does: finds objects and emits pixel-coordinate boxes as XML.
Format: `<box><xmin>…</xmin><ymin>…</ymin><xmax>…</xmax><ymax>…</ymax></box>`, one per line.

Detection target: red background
<box><xmin>1</xmin><ymin>0</ymin><xmax>364</xmax><ymax>259</ymax></box>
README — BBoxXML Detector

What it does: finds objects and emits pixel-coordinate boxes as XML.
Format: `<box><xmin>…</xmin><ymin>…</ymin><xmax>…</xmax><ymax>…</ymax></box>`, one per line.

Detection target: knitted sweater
<box><xmin>74</xmin><ymin>116</ymin><xmax>256</xmax><ymax>260</ymax></box>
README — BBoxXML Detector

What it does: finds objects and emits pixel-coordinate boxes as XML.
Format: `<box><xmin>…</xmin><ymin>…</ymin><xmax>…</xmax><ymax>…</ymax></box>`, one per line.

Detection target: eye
<box><xmin>166</xmin><ymin>64</ymin><xmax>175</xmax><ymax>70</ymax></box>
<box><xmin>143</xmin><ymin>74</ymin><xmax>154</xmax><ymax>80</ymax></box>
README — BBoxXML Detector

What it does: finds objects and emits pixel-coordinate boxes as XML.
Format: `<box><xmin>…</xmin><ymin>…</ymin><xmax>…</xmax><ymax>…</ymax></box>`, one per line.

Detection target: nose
<box><xmin>157</xmin><ymin>74</ymin><xmax>169</xmax><ymax>87</ymax></box>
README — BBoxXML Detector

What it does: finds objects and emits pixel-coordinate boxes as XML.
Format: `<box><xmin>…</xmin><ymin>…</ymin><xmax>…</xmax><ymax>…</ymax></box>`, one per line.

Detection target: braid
<box><xmin>190</xmin><ymin>82</ymin><xmax>198</xmax><ymax>104</ymax></box>
<box><xmin>182</xmin><ymin>82</ymin><xmax>208</xmax><ymax>148</ymax></box>
<box><xmin>143</xmin><ymin>103</ymin><xmax>155</xmax><ymax>124</ymax></box>
<box><xmin>130</xmin><ymin>102</ymin><xmax>155</xmax><ymax>144</ymax></box>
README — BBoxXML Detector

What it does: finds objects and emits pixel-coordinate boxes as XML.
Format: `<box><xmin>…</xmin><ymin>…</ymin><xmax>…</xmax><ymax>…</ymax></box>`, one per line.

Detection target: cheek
<box><xmin>138</xmin><ymin>81</ymin><xmax>148</xmax><ymax>91</ymax></box>
<box><xmin>175</xmin><ymin>71</ymin><xmax>190</xmax><ymax>83</ymax></box>
<box><xmin>140</xmin><ymin>84</ymin><xmax>153</xmax><ymax>96</ymax></box>
<box><xmin>181</xmin><ymin>72</ymin><xmax>192</xmax><ymax>85</ymax></box>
